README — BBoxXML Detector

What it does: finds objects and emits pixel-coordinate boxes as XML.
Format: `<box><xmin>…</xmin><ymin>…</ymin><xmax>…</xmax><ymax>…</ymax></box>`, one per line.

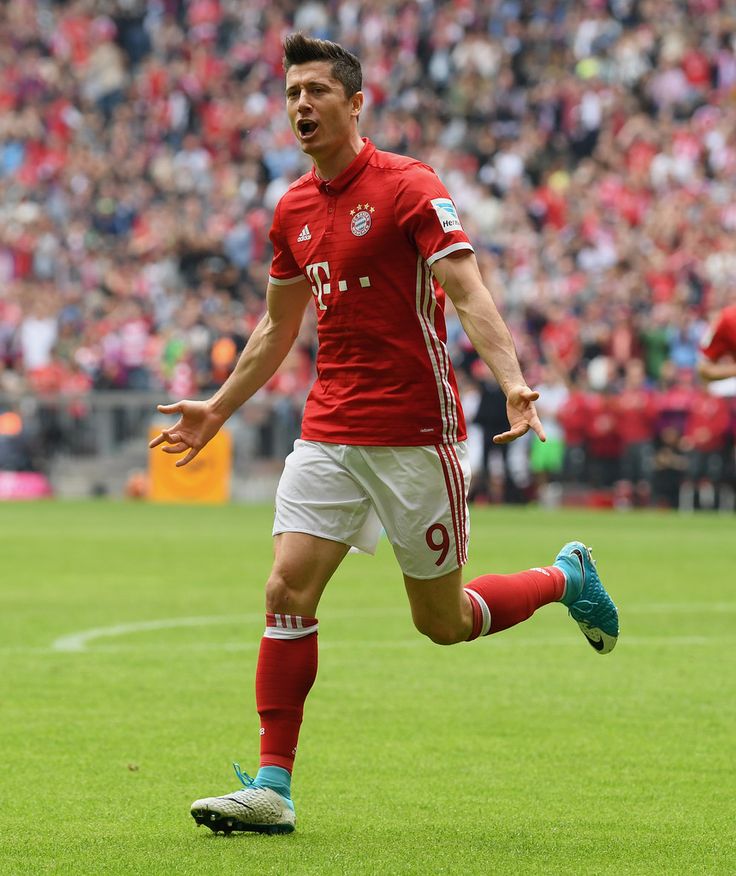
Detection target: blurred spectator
<box><xmin>466</xmin><ymin>360</ymin><xmax>513</xmax><ymax>505</ymax></box>
<box><xmin>614</xmin><ymin>359</ymin><xmax>657</xmax><ymax>508</ymax></box>
<box><xmin>584</xmin><ymin>385</ymin><xmax>622</xmax><ymax>491</ymax></box>
<box><xmin>528</xmin><ymin>364</ymin><xmax>569</xmax><ymax>507</ymax></box>
<box><xmin>652</xmin><ymin>425</ymin><xmax>689</xmax><ymax>510</ymax></box>
<box><xmin>680</xmin><ymin>390</ymin><xmax>732</xmax><ymax>510</ymax></box>
<box><xmin>558</xmin><ymin>374</ymin><xmax>591</xmax><ymax>485</ymax></box>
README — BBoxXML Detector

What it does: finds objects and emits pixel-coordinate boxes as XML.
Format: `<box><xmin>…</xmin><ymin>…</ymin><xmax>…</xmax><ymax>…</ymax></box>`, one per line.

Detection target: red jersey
<box><xmin>268</xmin><ymin>139</ymin><xmax>473</xmax><ymax>446</ymax></box>
<box><xmin>683</xmin><ymin>392</ymin><xmax>731</xmax><ymax>452</ymax></box>
<box><xmin>614</xmin><ymin>387</ymin><xmax>657</xmax><ymax>445</ymax></box>
<box><xmin>585</xmin><ymin>394</ymin><xmax>621</xmax><ymax>459</ymax></box>
<box><xmin>558</xmin><ymin>390</ymin><xmax>590</xmax><ymax>447</ymax></box>
<box><xmin>701</xmin><ymin>304</ymin><xmax>736</xmax><ymax>362</ymax></box>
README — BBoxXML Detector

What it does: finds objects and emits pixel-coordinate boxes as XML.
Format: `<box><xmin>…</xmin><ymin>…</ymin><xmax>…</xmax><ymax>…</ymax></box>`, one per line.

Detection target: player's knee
<box><xmin>414</xmin><ymin>617</ymin><xmax>465</xmax><ymax>646</ymax></box>
<box><xmin>265</xmin><ymin>568</ymin><xmax>299</xmax><ymax>612</ymax></box>
<box><xmin>265</xmin><ymin>566</ymin><xmax>320</xmax><ymax>615</ymax></box>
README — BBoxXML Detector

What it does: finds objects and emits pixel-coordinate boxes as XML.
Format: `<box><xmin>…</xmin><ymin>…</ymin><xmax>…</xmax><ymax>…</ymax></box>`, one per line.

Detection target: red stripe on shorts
<box><xmin>437</xmin><ymin>444</ymin><xmax>463</xmax><ymax>567</ymax></box>
<box><xmin>445</xmin><ymin>443</ymin><xmax>467</xmax><ymax>563</ymax></box>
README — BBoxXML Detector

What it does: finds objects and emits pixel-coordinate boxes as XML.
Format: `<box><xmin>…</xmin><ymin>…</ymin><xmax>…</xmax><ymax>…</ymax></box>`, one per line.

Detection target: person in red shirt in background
<box><xmin>539</xmin><ymin>303</ymin><xmax>582</xmax><ymax>375</ymax></box>
<box><xmin>584</xmin><ymin>385</ymin><xmax>622</xmax><ymax>493</ymax></box>
<box><xmin>26</xmin><ymin>347</ymin><xmax>93</xmax><ymax>455</ymax></box>
<box><xmin>680</xmin><ymin>389</ymin><xmax>732</xmax><ymax>511</ymax></box>
<box><xmin>653</xmin><ymin>361</ymin><xmax>699</xmax><ymax>507</ymax></box>
<box><xmin>557</xmin><ymin>373</ymin><xmax>590</xmax><ymax>485</ymax></box>
<box><xmin>655</xmin><ymin>360</ymin><xmax>698</xmax><ymax>438</ymax></box>
<box><xmin>614</xmin><ymin>359</ymin><xmax>658</xmax><ymax>508</ymax></box>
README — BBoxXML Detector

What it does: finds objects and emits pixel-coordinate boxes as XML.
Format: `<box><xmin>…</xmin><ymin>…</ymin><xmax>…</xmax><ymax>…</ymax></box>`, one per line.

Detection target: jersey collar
<box><xmin>312</xmin><ymin>138</ymin><xmax>375</xmax><ymax>194</ymax></box>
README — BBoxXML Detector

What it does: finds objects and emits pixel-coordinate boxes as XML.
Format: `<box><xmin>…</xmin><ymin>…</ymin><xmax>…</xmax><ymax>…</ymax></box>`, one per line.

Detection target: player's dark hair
<box><xmin>283</xmin><ymin>33</ymin><xmax>362</xmax><ymax>97</ymax></box>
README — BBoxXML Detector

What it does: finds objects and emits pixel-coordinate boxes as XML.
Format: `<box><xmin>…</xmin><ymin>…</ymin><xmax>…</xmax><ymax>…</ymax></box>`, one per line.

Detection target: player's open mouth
<box><xmin>297</xmin><ymin>119</ymin><xmax>318</xmax><ymax>139</ymax></box>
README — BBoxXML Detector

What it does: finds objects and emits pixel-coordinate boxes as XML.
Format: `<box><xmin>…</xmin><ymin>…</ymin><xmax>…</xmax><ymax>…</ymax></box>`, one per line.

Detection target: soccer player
<box><xmin>698</xmin><ymin>303</ymin><xmax>736</xmax><ymax>383</ymax></box>
<box><xmin>150</xmin><ymin>34</ymin><xmax>619</xmax><ymax>836</ymax></box>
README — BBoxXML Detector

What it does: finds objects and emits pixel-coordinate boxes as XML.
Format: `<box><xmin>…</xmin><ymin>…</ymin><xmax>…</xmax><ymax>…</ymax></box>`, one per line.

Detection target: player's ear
<box><xmin>350</xmin><ymin>91</ymin><xmax>364</xmax><ymax>118</ymax></box>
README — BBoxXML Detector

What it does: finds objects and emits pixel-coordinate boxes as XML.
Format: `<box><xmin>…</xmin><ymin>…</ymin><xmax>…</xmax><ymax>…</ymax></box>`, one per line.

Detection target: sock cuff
<box><xmin>542</xmin><ymin>565</ymin><xmax>567</xmax><ymax>602</ymax></box>
<box><xmin>264</xmin><ymin>613</ymin><xmax>319</xmax><ymax>640</ymax></box>
<box><xmin>464</xmin><ymin>588</ymin><xmax>492</xmax><ymax>638</ymax></box>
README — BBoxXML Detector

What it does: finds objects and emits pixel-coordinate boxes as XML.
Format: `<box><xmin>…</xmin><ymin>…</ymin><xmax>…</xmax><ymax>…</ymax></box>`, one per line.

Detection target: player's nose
<box><xmin>295</xmin><ymin>88</ymin><xmax>312</xmax><ymax>109</ymax></box>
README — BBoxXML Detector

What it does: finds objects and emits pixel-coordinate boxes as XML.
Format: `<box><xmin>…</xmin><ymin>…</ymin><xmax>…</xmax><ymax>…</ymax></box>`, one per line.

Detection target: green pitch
<box><xmin>1</xmin><ymin>501</ymin><xmax>734</xmax><ymax>875</ymax></box>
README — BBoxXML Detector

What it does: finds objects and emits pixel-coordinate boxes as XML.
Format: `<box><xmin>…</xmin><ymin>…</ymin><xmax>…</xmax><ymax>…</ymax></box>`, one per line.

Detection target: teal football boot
<box><xmin>555</xmin><ymin>541</ymin><xmax>619</xmax><ymax>654</ymax></box>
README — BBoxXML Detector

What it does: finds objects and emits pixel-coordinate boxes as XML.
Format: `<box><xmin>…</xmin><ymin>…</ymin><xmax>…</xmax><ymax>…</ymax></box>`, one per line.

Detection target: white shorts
<box><xmin>273</xmin><ymin>440</ymin><xmax>471</xmax><ymax>579</ymax></box>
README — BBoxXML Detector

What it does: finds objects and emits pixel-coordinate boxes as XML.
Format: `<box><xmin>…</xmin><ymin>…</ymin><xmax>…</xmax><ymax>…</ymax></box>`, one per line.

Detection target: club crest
<box><xmin>350</xmin><ymin>203</ymin><xmax>374</xmax><ymax>236</ymax></box>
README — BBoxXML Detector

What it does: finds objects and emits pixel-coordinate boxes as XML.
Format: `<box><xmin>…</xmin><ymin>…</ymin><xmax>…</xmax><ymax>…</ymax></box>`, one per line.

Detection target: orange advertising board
<box><xmin>148</xmin><ymin>427</ymin><xmax>232</xmax><ymax>503</ymax></box>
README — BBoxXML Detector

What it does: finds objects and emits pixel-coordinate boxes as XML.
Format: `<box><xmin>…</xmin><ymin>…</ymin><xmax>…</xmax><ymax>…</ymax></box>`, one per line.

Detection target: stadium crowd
<box><xmin>1</xmin><ymin>0</ymin><xmax>735</xmax><ymax>508</ymax></box>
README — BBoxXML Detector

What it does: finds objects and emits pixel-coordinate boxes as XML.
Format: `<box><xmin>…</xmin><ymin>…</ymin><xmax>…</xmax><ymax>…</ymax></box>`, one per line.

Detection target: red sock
<box><xmin>464</xmin><ymin>566</ymin><xmax>565</xmax><ymax>639</ymax></box>
<box><xmin>255</xmin><ymin>613</ymin><xmax>318</xmax><ymax>772</ymax></box>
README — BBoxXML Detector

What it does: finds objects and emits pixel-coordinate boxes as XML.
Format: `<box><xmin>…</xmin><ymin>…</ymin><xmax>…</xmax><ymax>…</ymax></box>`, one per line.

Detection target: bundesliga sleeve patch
<box><xmin>430</xmin><ymin>198</ymin><xmax>463</xmax><ymax>232</ymax></box>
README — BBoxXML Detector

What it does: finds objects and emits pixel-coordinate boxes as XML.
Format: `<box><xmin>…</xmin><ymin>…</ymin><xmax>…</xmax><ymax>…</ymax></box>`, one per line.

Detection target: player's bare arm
<box><xmin>150</xmin><ymin>279</ymin><xmax>312</xmax><ymax>466</ymax></box>
<box><xmin>432</xmin><ymin>251</ymin><xmax>546</xmax><ymax>444</ymax></box>
<box><xmin>697</xmin><ymin>356</ymin><xmax>736</xmax><ymax>383</ymax></box>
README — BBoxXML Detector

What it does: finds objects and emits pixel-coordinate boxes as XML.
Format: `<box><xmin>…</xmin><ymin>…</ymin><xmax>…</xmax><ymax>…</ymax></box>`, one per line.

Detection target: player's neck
<box><xmin>312</xmin><ymin>133</ymin><xmax>365</xmax><ymax>183</ymax></box>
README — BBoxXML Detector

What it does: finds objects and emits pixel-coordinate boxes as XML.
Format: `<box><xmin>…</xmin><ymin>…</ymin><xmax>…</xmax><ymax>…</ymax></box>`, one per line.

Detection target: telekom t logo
<box><xmin>305</xmin><ymin>261</ymin><xmax>372</xmax><ymax>310</ymax></box>
<box><xmin>306</xmin><ymin>261</ymin><xmax>331</xmax><ymax>310</ymax></box>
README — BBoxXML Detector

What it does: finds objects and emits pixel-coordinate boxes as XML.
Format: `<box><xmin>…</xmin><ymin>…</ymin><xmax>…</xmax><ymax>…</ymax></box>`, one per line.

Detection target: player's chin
<box><xmin>296</xmin><ymin>138</ymin><xmax>316</xmax><ymax>156</ymax></box>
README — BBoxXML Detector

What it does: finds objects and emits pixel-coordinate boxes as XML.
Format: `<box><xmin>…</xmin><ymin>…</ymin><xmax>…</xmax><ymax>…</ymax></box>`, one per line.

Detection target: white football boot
<box><xmin>190</xmin><ymin>765</ymin><xmax>295</xmax><ymax>835</ymax></box>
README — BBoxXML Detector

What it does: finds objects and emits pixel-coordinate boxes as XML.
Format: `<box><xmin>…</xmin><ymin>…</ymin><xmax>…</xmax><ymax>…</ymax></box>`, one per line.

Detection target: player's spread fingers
<box><xmin>176</xmin><ymin>447</ymin><xmax>200</xmax><ymax>467</ymax></box>
<box><xmin>161</xmin><ymin>442</ymin><xmax>189</xmax><ymax>454</ymax></box>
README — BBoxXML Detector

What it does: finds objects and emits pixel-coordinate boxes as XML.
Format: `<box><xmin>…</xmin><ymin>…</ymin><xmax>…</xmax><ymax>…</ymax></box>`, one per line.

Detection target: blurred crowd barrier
<box><xmin>1</xmin><ymin>379</ymin><xmax>734</xmax><ymax>510</ymax></box>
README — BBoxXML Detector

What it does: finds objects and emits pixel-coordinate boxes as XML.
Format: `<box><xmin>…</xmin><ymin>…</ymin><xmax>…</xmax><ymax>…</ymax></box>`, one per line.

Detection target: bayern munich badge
<box><xmin>350</xmin><ymin>203</ymin><xmax>374</xmax><ymax>236</ymax></box>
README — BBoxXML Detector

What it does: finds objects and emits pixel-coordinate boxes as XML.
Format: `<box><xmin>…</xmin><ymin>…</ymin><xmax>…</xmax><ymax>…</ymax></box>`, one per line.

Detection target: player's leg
<box><xmin>191</xmin><ymin>441</ymin><xmax>379</xmax><ymax>835</ymax></box>
<box><xmin>355</xmin><ymin>442</ymin><xmax>568</xmax><ymax>643</ymax></box>
<box><xmin>266</xmin><ymin>529</ymin><xmax>350</xmax><ymax>615</ymax></box>
<box><xmin>404</xmin><ymin>562</ymin><xmax>567</xmax><ymax>644</ymax></box>
<box><xmin>255</xmin><ymin>532</ymin><xmax>349</xmax><ymax>788</ymax></box>
<box><xmin>403</xmin><ymin>567</ymin><xmax>471</xmax><ymax>644</ymax></box>
<box><xmin>405</xmin><ymin>547</ymin><xmax>618</xmax><ymax>653</ymax></box>
<box><xmin>362</xmin><ymin>442</ymin><xmax>617</xmax><ymax>651</ymax></box>
<box><xmin>190</xmin><ymin>532</ymin><xmax>348</xmax><ymax>835</ymax></box>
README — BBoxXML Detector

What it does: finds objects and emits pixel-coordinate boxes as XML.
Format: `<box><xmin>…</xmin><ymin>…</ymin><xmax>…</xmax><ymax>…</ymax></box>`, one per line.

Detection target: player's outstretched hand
<box><xmin>148</xmin><ymin>400</ymin><xmax>226</xmax><ymax>467</ymax></box>
<box><xmin>493</xmin><ymin>385</ymin><xmax>547</xmax><ymax>445</ymax></box>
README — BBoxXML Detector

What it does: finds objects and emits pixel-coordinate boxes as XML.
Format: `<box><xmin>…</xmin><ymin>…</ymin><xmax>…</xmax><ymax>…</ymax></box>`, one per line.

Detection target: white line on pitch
<box><xmin>50</xmin><ymin>606</ymin><xmax>407</xmax><ymax>653</ymax></box>
<box><xmin>51</xmin><ymin>614</ymin><xmax>264</xmax><ymax>653</ymax></box>
<box><xmin>42</xmin><ymin>601</ymin><xmax>736</xmax><ymax>654</ymax></box>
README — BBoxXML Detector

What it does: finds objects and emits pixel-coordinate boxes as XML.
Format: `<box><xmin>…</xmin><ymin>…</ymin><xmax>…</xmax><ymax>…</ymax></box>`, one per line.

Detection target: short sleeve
<box><xmin>268</xmin><ymin>200</ymin><xmax>305</xmax><ymax>286</ymax></box>
<box><xmin>393</xmin><ymin>163</ymin><xmax>474</xmax><ymax>267</ymax></box>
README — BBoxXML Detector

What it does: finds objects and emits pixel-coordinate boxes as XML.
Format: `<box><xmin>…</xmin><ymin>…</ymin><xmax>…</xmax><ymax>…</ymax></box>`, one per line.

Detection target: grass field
<box><xmin>1</xmin><ymin>501</ymin><xmax>734</xmax><ymax>875</ymax></box>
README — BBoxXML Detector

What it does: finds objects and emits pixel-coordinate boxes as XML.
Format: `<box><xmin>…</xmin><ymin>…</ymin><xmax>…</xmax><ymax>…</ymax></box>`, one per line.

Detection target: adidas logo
<box><xmin>297</xmin><ymin>224</ymin><xmax>311</xmax><ymax>242</ymax></box>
